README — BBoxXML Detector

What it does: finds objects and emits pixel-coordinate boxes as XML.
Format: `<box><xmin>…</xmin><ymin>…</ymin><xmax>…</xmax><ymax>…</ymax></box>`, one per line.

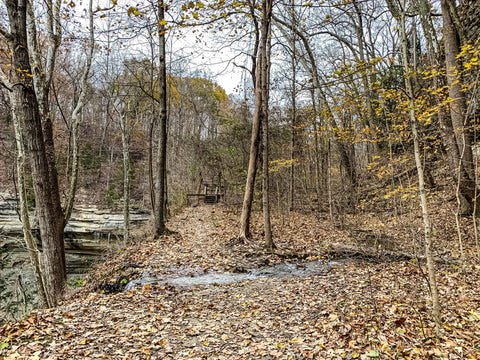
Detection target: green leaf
<box><xmin>366</xmin><ymin>350</ymin><xmax>379</xmax><ymax>358</ymax></box>
<box><xmin>1</xmin><ymin>342</ymin><xmax>9</xmax><ymax>349</ymax></box>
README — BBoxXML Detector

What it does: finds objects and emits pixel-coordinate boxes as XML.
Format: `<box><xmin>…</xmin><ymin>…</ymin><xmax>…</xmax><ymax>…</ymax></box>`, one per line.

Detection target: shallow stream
<box><xmin>124</xmin><ymin>261</ymin><xmax>344</xmax><ymax>291</ymax></box>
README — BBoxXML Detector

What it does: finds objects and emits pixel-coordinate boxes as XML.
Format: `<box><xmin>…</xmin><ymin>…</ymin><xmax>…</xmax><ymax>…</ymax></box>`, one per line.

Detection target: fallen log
<box><xmin>324</xmin><ymin>242</ymin><xmax>461</xmax><ymax>265</ymax></box>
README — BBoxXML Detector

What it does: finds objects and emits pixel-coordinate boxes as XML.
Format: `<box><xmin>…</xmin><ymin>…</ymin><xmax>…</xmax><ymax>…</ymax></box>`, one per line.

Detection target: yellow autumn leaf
<box><xmin>159</xmin><ymin>19</ymin><xmax>167</xmax><ymax>26</ymax></box>
<box><xmin>468</xmin><ymin>311</ymin><xmax>480</xmax><ymax>321</ymax></box>
<box><xmin>79</xmin><ymin>339</ymin><xmax>87</xmax><ymax>345</ymax></box>
<box><xmin>221</xmin><ymin>334</ymin><xmax>229</xmax><ymax>341</ymax></box>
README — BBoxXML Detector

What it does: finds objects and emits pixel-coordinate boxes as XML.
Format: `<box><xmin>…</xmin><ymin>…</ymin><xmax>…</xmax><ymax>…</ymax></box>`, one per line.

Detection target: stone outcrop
<box><xmin>0</xmin><ymin>193</ymin><xmax>150</xmax><ymax>323</ymax></box>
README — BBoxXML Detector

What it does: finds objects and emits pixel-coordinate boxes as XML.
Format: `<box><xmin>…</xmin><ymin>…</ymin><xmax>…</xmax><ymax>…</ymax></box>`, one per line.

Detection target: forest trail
<box><xmin>1</xmin><ymin>204</ymin><xmax>479</xmax><ymax>359</ymax></box>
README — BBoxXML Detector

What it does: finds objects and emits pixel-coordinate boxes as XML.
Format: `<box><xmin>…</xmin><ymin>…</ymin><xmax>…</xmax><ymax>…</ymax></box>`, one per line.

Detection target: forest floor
<box><xmin>1</xmin><ymin>201</ymin><xmax>480</xmax><ymax>360</ymax></box>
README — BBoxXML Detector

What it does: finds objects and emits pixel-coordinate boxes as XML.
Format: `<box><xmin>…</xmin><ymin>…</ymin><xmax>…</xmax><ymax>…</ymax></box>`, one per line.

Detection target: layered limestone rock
<box><xmin>0</xmin><ymin>193</ymin><xmax>150</xmax><ymax>323</ymax></box>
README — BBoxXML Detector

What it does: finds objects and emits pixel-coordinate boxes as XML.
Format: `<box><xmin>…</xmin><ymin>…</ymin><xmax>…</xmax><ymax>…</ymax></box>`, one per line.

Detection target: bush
<box><xmin>104</xmin><ymin>185</ymin><xmax>120</xmax><ymax>207</ymax></box>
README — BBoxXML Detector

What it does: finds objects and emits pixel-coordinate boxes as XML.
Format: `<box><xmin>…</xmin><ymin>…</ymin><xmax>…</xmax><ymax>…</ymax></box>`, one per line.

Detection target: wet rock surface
<box><xmin>124</xmin><ymin>261</ymin><xmax>344</xmax><ymax>291</ymax></box>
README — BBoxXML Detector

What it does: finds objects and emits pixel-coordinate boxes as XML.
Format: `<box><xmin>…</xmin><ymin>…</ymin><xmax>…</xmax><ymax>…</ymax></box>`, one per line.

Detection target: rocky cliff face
<box><xmin>0</xmin><ymin>193</ymin><xmax>150</xmax><ymax>323</ymax></box>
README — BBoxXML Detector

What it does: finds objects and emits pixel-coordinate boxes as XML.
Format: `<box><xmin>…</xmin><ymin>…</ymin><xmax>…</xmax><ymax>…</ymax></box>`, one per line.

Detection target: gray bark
<box><xmin>441</xmin><ymin>0</ymin><xmax>476</xmax><ymax>214</ymax></box>
<box><xmin>239</xmin><ymin>1</ymin><xmax>269</xmax><ymax>241</ymax></box>
<box><xmin>64</xmin><ymin>0</ymin><xmax>95</xmax><ymax>221</ymax></box>
<box><xmin>390</xmin><ymin>0</ymin><xmax>443</xmax><ymax>336</ymax></box>
<box><xmin>11</xmin><ymin>95</ymin><xmax>48</xmax><ymax>307</ymax></box>
<box><xmin>274</xmin><ymin>16</ymin><xmax>357</xmax><ymax>193</ymax></box>
<box><xmin>289</xmin><ymin>0</ymin><xmax>297</xmax><ymax>212</ymax></box>
<box><xmin>154</xmin><ymin>2</ymin><xmax>168</xmax><ymax>236</ymax></box>
<box><xmin>120</xmin><ymin>112</ymin><xmax>131</xmax><ymax>242</ymax></box>
<box><xmin>5</xmin><ymin>0</ymin><xmax>66</xmax><ymax>307</ymax></box>
<box><xmin>262</xmin><ymin>0</ymin><xmax>274</xmax><ymax>250</ymax></box>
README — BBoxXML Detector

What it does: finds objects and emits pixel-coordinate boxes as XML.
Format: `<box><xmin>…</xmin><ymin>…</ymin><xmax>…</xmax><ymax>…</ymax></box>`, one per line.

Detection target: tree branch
<box><xmin>64</xmin><ymin>0</ymin><xmax>95</xmax><ymax>222</ymax></box>
<box><xmin>0</xmin><ymin>68</ymin><xmax>13</xmax><ymax>92</ymax></box>
<box><xmin>0</xmin><ymin>24</ymin><xmax>13</xmax><ymax>41</ymax></box>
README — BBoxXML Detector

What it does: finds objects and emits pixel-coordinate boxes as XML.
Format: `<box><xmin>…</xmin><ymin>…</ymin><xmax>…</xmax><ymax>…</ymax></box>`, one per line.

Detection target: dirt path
<box><xmin>1</xmin><ymin>205</ymin><xmax>479</xmax><ymax>359</ymax></box>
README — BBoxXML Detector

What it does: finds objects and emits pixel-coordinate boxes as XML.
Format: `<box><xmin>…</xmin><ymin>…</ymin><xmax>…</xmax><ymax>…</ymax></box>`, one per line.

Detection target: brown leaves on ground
<box><xmin>1</xmin><ymin>204</ymin><xmax>480</xmax><ymax>359</ymax></box>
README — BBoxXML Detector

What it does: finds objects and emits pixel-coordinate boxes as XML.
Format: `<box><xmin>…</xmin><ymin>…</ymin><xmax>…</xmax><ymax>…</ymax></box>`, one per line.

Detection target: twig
<box><xmin>410</xmin><ymin>301</ymin><xmax>427</xmax><ymax>340</ymax></box>
<box><xmin>366</xmin><ymin>266</ymin><xmax>378</xmax><ymax>314</ymax></box>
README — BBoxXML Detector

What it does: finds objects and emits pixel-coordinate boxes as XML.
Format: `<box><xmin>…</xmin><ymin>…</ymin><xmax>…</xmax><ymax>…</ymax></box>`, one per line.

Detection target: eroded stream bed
<box><xmin>124</xmin><ymin>261</ymin><xmax>344</xmax><ymax>291</ymax></box>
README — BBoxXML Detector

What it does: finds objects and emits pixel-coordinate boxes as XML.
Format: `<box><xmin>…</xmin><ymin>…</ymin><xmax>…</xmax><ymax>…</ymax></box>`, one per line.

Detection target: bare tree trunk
<box><xmin>239</xmin><ymin>5</ymin><xmax>270</xmax><ymax>241</ymax></box>
<box><xmin>352</xmin><ymin>0</ymin><xmax>378</xmax><ymax>160</ymax></box>
<box><xmin>26</xmin><ymin>0</ymin><xmax>65</xmax><ymax>231</ymax></box>
<box><xmin>262</xmin><ymin>111</ymin><xmax>274</xmax><ymax>249</ymax></box>
<box><xmin>5</xmin><ymin>0</ymin><xmax>66</xmax><ymax>307</ymax></box>
<box><xmin>11</xmin><ymin>98</ymin><xmax>48</xmax><ymax>307</ymax></box>
<box><xmin>289</xmin><ymin>71</ymin><xmax>296</xmax><ymax>212</ymax></box>
<box><xmin>3</xmin><ymin>0</ymin><xmax>94</xmax><ymax>307</ymax></box>
<box><xmin>310</xmin><ymin>88</ymin><xmax>322</xmax><ymax>206</ymax></box>
<box><xmin>327</xmin><ymin>139</ymin><xmax>333</xmax><ymax>220</ymax></box>
<box><xmin>154</xmin><ymin>2</ymin><xmax>168</xmax><ymax>236</ymax></box>
<box><xmin>289</xmin><ymin>0</ymin><xmax>297</xmax><ymax>212</ymax></box>
<box><xmin>237</xmin><ymin>0</ymin><xmax>263</xmax><ymax>240</ymax></box>
<box><xmin>274</xmin><ymin>17</ymin><xmax>357</xmax><ymax>196</ymax></box>
<box><xmin>441</xmin><ymin>0</ymin><xmax>476</xmax><ymax>214</ymax></box>
<box><xmin>239</xmin><ymin>110</ymin><xmax>261</xmax><ymax>239</ymax></box>
<box><xmin>262</xmin><ymin>2</ymin><xmax>274</xmax><ymax>250</ymax></box>
<box><xmin>148</xmin><ymin>38</ymin><xmax>156</xmax><ymax>211</ymax></box>
<box><xmin>148</xmin><ymin>116</ymin><xmax>155</xmax><ymax>210</ymax></box>
<box><xmin>417</xmin><ymin>0</ymin><xmax>468</xmax><ymax>260</ymax></box>
<box><xmin>120</xmin><ymin>112</ymin><xmax>131</xmax><ymax>242</ymax></box>
<box><xmin>391</xmin><ymin>0</ymin><xmax>443</xmax><ymax>336</ymax></box>
<box><xmin>416</xmin><ymin>0</ymin><xmax>459</xmax><ymax>183</ymax></box>
<box><xmin>64</xmin><ymin>0</ymin><xmax>95</xmax><ymax>221</ymax></box>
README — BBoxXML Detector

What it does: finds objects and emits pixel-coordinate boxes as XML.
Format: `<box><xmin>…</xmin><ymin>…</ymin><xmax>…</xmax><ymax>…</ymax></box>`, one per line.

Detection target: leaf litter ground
<box><xmin>1</xmin><ymin>203</ymin><xmax>480</xmax><ymax>359</ymax></box>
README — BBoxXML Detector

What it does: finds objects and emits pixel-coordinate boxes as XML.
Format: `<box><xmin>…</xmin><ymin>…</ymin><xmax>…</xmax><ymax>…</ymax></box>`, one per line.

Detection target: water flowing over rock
<box><xmin>124</xmin><ymin>261</ymin><xmax>344</xmax><ymax>291</ymax></box>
